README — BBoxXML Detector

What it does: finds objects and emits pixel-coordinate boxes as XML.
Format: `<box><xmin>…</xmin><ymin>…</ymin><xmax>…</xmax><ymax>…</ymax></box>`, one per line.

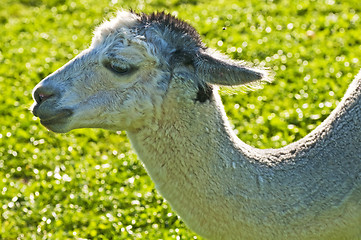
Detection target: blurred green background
<box><xmin>1</xmin><ymin>0</ymin><xmax>360</xmax><ymax>239</ymax></box>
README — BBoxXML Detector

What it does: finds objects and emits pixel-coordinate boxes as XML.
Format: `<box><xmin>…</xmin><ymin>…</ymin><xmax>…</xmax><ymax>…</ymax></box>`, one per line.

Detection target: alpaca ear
<box><xmin>194</xmin><ymin>49</ymin><xmax>270</xmax><ymax>86</ymax></box>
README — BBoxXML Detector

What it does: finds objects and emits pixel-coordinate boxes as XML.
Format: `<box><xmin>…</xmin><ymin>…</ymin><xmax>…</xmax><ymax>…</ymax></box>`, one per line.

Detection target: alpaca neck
<box><xmin>126</xmin><ymin>92</ymin><xmax>254</xmax><ymax>236</ymax></box>
<box><xmin>126</xmin><ymin>78</ymin><xmax>361</xmax><ymax>239</ymax></box>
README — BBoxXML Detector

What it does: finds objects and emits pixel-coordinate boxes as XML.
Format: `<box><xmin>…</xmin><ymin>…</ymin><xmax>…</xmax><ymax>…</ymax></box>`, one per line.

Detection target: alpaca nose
<box><xmin>33</xmin><ymin>85</ymin><xmax>57</xmax><ymax>104</ymax></box>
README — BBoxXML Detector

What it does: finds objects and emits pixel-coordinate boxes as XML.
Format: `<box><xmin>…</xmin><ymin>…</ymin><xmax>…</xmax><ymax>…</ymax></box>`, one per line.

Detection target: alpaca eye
<box><xmin>104</xmin><ymin>61</ymin><xmax>131</xmax><ymax>75</ymax></box>
<box><xmin>109</xmin><ymin>63</ymin><xmax>130</xmax><ymax>74</ymax></box>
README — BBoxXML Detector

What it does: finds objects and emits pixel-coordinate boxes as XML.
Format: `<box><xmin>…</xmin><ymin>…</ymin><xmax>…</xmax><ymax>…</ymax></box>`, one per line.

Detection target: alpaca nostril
<box><xmin>38</xmin><ymin>93</ymin><xmax>53</xmax><ymax>102</ymax></box>
<box><xmin>33</xmin><ymin>87</ymin><xmax>56</xmax><ymax>104</ymax></box>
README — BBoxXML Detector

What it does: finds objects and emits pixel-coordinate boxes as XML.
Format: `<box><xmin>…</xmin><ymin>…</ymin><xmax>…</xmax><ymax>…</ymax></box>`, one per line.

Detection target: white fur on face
<box><xmin>34</xmin><ymin>11</ymin><xmax>169</xmax><ymax>132</ymax></box>
<box><xmin>91</xmin><ymin>11</ymin><xmax>141</xmax><ymax>47</ymax></box>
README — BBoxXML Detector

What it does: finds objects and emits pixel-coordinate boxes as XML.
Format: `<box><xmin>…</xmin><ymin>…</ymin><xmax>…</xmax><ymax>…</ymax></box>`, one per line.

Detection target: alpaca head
<box><xmin>31</xmin><ymin>10</ymin><xmax>269</xmax><ymax>133</ymax></box>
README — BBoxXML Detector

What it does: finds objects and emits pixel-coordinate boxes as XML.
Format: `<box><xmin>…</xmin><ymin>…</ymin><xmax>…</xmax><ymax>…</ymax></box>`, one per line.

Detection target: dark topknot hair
<box><xmin>134</xmin><ymin>11</ymin><xmax>205</xmax><ymax>50</ymax></box>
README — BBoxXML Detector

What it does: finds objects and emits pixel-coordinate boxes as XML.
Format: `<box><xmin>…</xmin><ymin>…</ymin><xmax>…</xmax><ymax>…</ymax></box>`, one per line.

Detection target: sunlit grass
<box><xmin>1</xmin><ymin>0</ymin><xmax>360</xmax><ymax>239</ymax></box>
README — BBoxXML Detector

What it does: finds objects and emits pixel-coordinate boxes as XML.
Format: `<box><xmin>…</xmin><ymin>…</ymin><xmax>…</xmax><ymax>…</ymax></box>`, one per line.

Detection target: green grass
<box><xmin>1</xmin><ymin>0</ymin><xmax>361</xmax><ymax>239</ymax></box>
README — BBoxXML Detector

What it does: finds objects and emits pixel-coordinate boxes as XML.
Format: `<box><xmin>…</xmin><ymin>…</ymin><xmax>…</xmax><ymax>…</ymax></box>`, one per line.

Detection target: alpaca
<box><xmin>31</xmin><ymin>11</ymin><xmax>361</xmax><ymax>240</ymax></box>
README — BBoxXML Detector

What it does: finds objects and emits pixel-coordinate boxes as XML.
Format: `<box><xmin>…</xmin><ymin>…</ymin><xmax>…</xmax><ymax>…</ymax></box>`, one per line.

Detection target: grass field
<box><xmin>1</xmin><ymin>0</ymin><xmax>361</xmax><ymax>239</ymax></box>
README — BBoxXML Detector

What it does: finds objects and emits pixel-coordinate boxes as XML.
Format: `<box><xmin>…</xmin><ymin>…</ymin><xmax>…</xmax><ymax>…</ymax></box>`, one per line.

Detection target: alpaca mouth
<box><xmin>38</xmin><ymin>109</ymin><xmax>73</xmax><ymax>126</ymax></box>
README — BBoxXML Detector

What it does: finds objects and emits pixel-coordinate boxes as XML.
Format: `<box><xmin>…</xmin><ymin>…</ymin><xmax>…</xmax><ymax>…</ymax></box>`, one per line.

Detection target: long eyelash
<box><xmin>103</xmin><ymin>60</ymin><xmax>137</xmax><ymax>75</ymax></box>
